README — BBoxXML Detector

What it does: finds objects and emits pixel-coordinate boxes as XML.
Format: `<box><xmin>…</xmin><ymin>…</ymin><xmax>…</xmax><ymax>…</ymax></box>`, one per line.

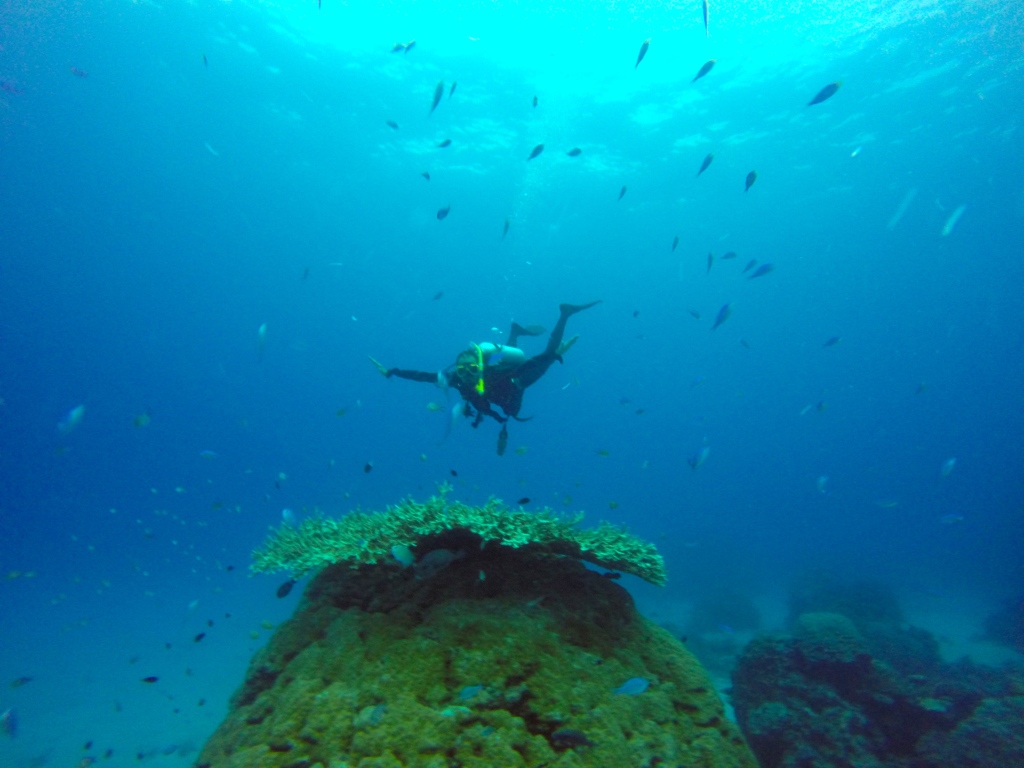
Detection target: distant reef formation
<box><xmin>731</xmin><ymin>600</ymin><xmax>1024</xmax><ymax>768</ymax></box>
<box><xmin>196</xmin><ymin>490</ymin><xmax>756</xmax><ymax>768</ymax></box>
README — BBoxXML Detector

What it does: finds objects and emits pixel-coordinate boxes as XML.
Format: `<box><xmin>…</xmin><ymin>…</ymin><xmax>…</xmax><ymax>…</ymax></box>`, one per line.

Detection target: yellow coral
<box><xmin>251</xmin><ymin>484</ymin><xmax>667</xmax><ymax>586</ymax></box>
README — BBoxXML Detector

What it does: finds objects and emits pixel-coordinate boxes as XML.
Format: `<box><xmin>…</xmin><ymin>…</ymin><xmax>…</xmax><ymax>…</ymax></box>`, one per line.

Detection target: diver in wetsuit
<box><xmin>370</xmin><ymin>301</ymin><xmax>600</xmax><ymax>454</ymax></box>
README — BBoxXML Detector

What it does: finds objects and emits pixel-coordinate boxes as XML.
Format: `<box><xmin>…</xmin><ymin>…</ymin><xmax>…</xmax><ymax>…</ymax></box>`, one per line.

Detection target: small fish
<box><xmin>596</xmin><ymin>448</ymin><xmax>611</xmax><ymax>457</ymax></box>
<box><xmin>551</xmin><ymin>728</ymin><xmax>596</xmax><ymax>749</ymax></box>
<box><xmin>385</xmin><ymin>120</ymin><xmax>399</xmax><ymax>130</ymax></box>
<box><xmin>9</xmin><ymin>676</ymin><xmax>32</xmax><ymax>688</ymax></box>
<box><xmin>1</xmin><ymin>708</ymin><xmax>17</xmax><ymax>737</ymax></box>
<box><xmin>816</xmin><ymin>475</ymin><xmax>829</xmax><ymax>494</ymax></box>
<box><xmin>711</xmin><ymin>303</ymin><xmax>732</xmax><ymax>330</ymax></box>
<box><xmin>276</xmin><ymin>579</ymin><xmax>297</xmax><ymax>598</ymax></box>
<box><xmin>391</xmin><ymin>544</ymin><xmax>414</xmax><ymax>567</ymax></box>
<box><xmin>617</xmin><ymin>185</ymin><xmax>627</xmax><ymax>201</ymax></box>
<box><xmin>364</xmin><ymin>462</ymin><xmax>374</xmax><ymax>473</ymax></box>
<box><xmin>566</xmin><ymin>147</ymin><xmax>582</xmax><ymax>157</ymax></box>
<box><xmin>497</xmin><ymin>424</ymin><xmax>508</xmax><ymax>456</ymax></box>
<box><xmin>688</xmin><ymin>445</ymin><xmax>710</xmax><ymax>469</ymax></box>
<box><xmin>133</xmin><ymin>411</ymin><xmax>151</xmax><ymax>428</ymax></box>
<box><xmin>739</xmin><ymin>338</ymin><xmax>751</xmax><ymax>349</ymax></box>
<box><xmin>721</xmin><ymin>251</ymin><xmax>737</xmax><ymax>260</ymax></box>
<box><xmin>193</xmin><ymin>632</ymin><xmax>206</xmax><ymax>643</ymax></box>
<box><xmin>426</xmin><ymin>402</ymin><xmax>444</xmax><ymax>412</ymax></box>
<box><xmin>141</xmin><ymin>676</ymin><xmax>159</xmax><ymax>684</ymax></box>
<box><xmin>706</xmin><ymin>251</ymin><xmax>714</xmax><ymax>274</ymax></box>
<box><xmin>532</xmin><ymin>95</ymin><xmax>538</xmax><ymax>108</ymax></box>
<box><xmin>939</xmin><ymin>513</ymin><xmax>965</xmax><ymax>525</ymax></box>
<box><xmin>58</xmin><ymin>404</ymin><xmax>85</xmax><ymax>434</ymax></box>
<box><xmin>747</xmin><ymin>263</ymin><xmax>774</xmax><ymax>279</ymax></box>
<box><xmin>702</xmin><ymin>0</ymin><xmax>710</xmax><ymax>37</ymax></box>
<box><xmin>450</xmin><ymin>469</ymin><xmax>458</xmax><ymax>476</ymax></box>
<box><xmin>745</xmin><ymin>170</ymin><xmax>758</xmax><ymax>191</ymax></box>
<box><xmin>257</xmin><ymin>322</ymin><xmax>268</xmax><ymax>360</ymax></box>
<box><xmin>448</xmin><ymin>81</ymin><xmax>457</xmax><ymax>98</ymax></box>
<box><xmin>70</xmin><ymin>66</ymin><xmax>88</xmax><ymax>78</ymax></box>
<box><xmin>436</xmin><ymin>138</ymin><xmax>452</xmax><ymax>148</ymax></box>
<box><xmin>436</xmin><ymin>205</ymin><xmax>451</xmax><ymax>220</ymax></box>
<box><xmin>742</xmin><ymin>258</ymin><xmax>758</xmax><ymax>273</ymax></box>
<box><xmin>823</xmin><ymin>336</ymin><xmax>841</xmax><ymax>347</ymax></box>
<box><xmin>459</xmin><ymin>684</ymin><xmax>484</xmax><ymax>700</ymax></box>
<box><xmin>517</xmin><ymin>497</ymin><xmax>531</xmax><ymax>504</ymax></box>
<box><xmin>915</xmin><ymin>382</ymin><xmax>928</xmax><ymax>395</ymax></box>
<box><xmin>614</xmin><ymin>676</ymin><xmax>650</xmax><ymax>695</ymax></box>
<box><xmin>202</xmin><ymin>53</ymin><xmax>207</xmax><ymax>68</ymax></box>
<box><xmin>941</xmin><ymin>204</ymin><xmax>966</xmax><ymax>237</ymax></box>
<box><xmin>404</xmin><ymin>40</ymin><xmax>416</xmax><ymax>53</ymax></box>
<box><xmin>689</xmin><ymin>309</ymin><xmax>701</xmax><ymax>320</ymax></box>
<box><xmin>502</xmin><ymin>218</ymin><xmax>510</xmax><ymax>238</ymax></box>
<box><xmin>421</xmin><ymin>171</ymin><xmax>431</xmax><ymax>181</ymax></box>
<box><xmin>432</xmin><ymin>291</ymin><xmax>444</xmax><ymax>301</ymax></box>
<box><xmin>693</xmin><ymin>59</ymin><xmax>716</xmax><ymax>82</ymax></box>
<box><xmin>940</xmin><ymin>458</ymin><xmax>957</xmax><ymax>477</ymax></box>
<box><xmin>429</xmin><ymin>81</ymin><xmax>444</xmax><ymax>114</ymax></box>
<box><xmin>527</xmin><ymin>143</ymin><xmax>544</xmax><ymax>160</ymax></box>
<box><xmin>808</xmin><ymin>81</ymin><xmax>842</xmax><ymax>106</ymax></box>
<box><xmin>514</xmin><ymin>446</ymin><xmax>528</xmax><ymax>455</ymax></box>
<box><xmin>697</xmin><ymin>152</ymin><xmax>714</xmax><ymax>176</ymax></box>
<box><xmin>199</xmin><ymin>449</ymin><xmax>219</xmax><ymax>459</ymax></box>
<box><xmin>635</xmin><ymin>38</ymin><xmax>651</xmax><ymax>68</ymax></box>
<box><xmin>672</xmin><ymin>235</ymin><xmax>679</xmax><ymax>251</ymax></box>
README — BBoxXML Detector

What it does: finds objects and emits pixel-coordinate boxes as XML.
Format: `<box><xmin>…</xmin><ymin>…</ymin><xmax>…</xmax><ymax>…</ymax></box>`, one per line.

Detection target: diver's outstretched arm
<box><xmin>368</xmin><ymin>356</ymin><xmax>439</xmax><ymax>383</ymax></box>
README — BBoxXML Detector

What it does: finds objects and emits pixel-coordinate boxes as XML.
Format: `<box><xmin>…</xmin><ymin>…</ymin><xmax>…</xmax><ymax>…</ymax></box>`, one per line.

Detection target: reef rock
<box><xmin>198</xmin><ymin>544</ymin><xmax>756</xmax><ymax>768</ymax></box>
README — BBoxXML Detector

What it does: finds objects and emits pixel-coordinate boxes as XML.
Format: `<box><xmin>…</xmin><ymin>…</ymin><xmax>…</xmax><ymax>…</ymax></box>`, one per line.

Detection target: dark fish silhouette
<box><xmin>70</xmin><ymin>66</ymin><xmax>88</xmax><ymax>78</ymax></box>
<box><xmin>276</xmin><ymin>579</ymin><xmax>297</xmax><ymax>598</ymax></box>
<box><xmin>202</xmin><ymin>53</ymin><xmax>207</xmax><ymax>68</ymax></box>
<box><xmin>742</xmin><ymin>258</ymin><xmax>757</xmax><ymax>273</ymax></box>
<box><xmin>566</xmin><ymin>147</ymin><xmax>582</xmax><ymax>156</ymax></box>
<box><xmin>823</xmin><ymin>336</ymin><xmax>841</xmax><ymax>347</ymax></box>
<box><xmin>808</xmin><ymin>81</ymin><xmax>842</xmax><ymax>106</ymax></box>
<box><xmin>748</xmin><ymin>262</ymin><xmax>774</xmax><ymax>279</ymax></box>
<box><xmin>527</xmin><ymin>143</ymin><xmax>544</xmax><ymax>160</ymax></box>
<box><xmin>364</xmin><ymin>462</ymin><xmax>374</xmax><ymax>473</ymax></box>
<box><xmin>517</xmin><ymin>497</ymin><xmax>531</xmax><ymax>505</ymax></box>
<box><xmin>385</xmin><ymin>120</ymin><xmax>399</xmax><ymax>130</ymax></box>
<box><xmin>193</xmin><ymin>632</ymin><xmax>206</xmax><ymax>643</ymax></box>
<box><xmin>693</xmin><ymin>59</ymin><xmax>716</xmax><ymax>82</ymax></box>
<box><xmin>421</xmin><ymin>171</ymin><xmax>431</xmax><ymax>181</ymax></box>
<box><xmin>502</xmin><ymin>218</ymin><xmax>510</xmax><ymax>239</ymax></box>
<box><xmin>689</xmin><ymin>309</ymin><xmax>701</xmax><ymax>320</ymax></box>
<box><xmin>449</xmin><ymin>81</ymin><xmax>457</xmax><ymax>98</ymax></box>
<box><xmin>706</xmin><ymin>251</ymin><xmax>714</xmax><ymax>274</ymax></box>
<box><xmin>497</xmin><ymin>424</ymin><xmax>508</xmax><ymax>456</ymax></box>
<box><xmin>672</xmin><ymin>235</ymin><xmax>679</xmax><ymax>251</ymax></box>
<box><xmin>635</xmin><ymin>38</ymin><xmax>651</xmax><ymax>68</ymax></box>
<box><xmin>617</xmin><ymin>185</ymin><xmax>627</xmax><ymax>200</ymax></box>
<box><xmin>437</xmin><ymin>138</ymin><xmax>452</xmax><ymax>148</ymax></box>
<box><xmin>722</xmin><ymin>251</ymin><xmax>737</xmax><ymax>260</ymax></box>
<box><xmin>697</xmin><ymin>153</ymin><xmax>714</xmax><ymax>176</ymax></box>
<box><xmin>711</xmin><ymin>303</ymin><xmax>732</xmax><ymax>330</ymax></box>
<box><xmin>436</xmin><ymin>205</ymin><xmax>451</xmax><ymax>220</ymax></box>
<box><xmin>429</xmin><ymin>81</ymin><xmax>444</xmax><ymax>114</ymax></box>
<box><xmin>141</xmin><ymin>677</ymin><xmax>158</xmax><ymax>684</ymax></box>
<box><xmin>703</xmin><ymin>0</ymin><xmax>710</xmax><ymax>37</ymax></box>
<box><xmin>532</xmin><ymin>95</ymin><xmax>538</xmax><ymax>107</ymax></box>
<box><xmin>745</xmin><ymin>170</ymin><xmax>757</xmax><ymax>191</ymax></box>
<box><xmin>432</xmin><ymin>291</ymin><xmax>444</xmax><ymax>300</ymax></box>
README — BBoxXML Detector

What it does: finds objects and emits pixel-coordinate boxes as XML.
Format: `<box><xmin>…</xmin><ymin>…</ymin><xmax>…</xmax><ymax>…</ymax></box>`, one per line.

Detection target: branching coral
<box><xmin>251</xmin><ymin>484</ymin><xmax>667</xmax><ymax>586</ymax></box>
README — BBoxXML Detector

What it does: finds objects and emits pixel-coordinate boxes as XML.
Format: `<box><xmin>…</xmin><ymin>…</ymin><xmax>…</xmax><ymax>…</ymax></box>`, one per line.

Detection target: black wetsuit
<box><xmin>386</xmin><ymin>302</ymin><xmax>598</xmax><ymax>426</ymax></box>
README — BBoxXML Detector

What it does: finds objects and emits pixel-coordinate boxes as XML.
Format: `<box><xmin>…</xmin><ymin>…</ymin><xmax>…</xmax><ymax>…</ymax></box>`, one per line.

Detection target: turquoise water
<box><xmin>1</xmin><ymin>0</ymin><xmax>1022</xmax><ymax>764</ymax></box>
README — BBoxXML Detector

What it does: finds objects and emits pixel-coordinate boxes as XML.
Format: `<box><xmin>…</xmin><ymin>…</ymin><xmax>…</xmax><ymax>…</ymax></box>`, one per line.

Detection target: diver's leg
<box><xmin>544</xmin><ymin>301</ymin><xmax>601</xmax><ymax>355</ymax></box>
<box><xmin>515</xmin><ymin>354</ymin><xmax>556</xmax><ymax>390</ymax></box>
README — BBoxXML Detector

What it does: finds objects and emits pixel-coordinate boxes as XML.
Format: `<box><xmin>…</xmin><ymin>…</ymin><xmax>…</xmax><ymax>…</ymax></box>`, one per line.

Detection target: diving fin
<box><xmin>509</xmin><ymin>322</ymin><xmax>546</xmax><ymax>347</ymax></box>
<box><xmin>559</xmin><ymin>300</ymin><xmax>602</xmax><ymax>316</ymax></box>
<box><xmin>368</xmin><ymin>356</ymin><xmax>390</xmax><ymax>377</ymax></box>
<box><xmin>555</xmin><ymin>334</ymin><xmax>579</xmax><ymax>357</ymax></box>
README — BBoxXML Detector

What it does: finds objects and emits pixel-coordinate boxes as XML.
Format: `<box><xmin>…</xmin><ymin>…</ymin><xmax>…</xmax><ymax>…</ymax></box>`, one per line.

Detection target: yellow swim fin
<box><xmin>368</xmin><ymin>356</ymin><xmax>390</xmax><ymax>377</ymax></box>
<box><xmin>555</xmin><ymin>335</ymin><xmax>579</xmax><ymax>357</ymax></box>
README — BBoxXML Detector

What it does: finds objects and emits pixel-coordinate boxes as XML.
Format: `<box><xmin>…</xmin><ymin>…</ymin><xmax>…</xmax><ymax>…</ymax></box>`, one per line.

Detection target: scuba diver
<box><xmin>369</xmin><ymin>301</ymin><xmax>600</xmax><ymax>454</ymax></box>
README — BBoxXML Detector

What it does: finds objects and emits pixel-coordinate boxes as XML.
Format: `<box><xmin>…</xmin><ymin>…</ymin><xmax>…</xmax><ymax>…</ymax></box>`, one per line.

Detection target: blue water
<box><xmin>1</xmin><ymin>0</ymin><xmax>1022</xmax><ymax>764</ymax></box>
